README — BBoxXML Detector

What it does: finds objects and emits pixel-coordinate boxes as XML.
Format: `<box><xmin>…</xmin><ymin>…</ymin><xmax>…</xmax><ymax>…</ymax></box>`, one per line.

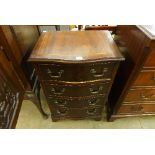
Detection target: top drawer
<box><xmin>37</xmin><ymin>62</ymin><xmax>116</xmax><ymax>82</ymax></box>
<box><xmin>133</xmin><ymin>70</ymin><xmax>155</xmax><ymax>87</ymax></box>
<box><xmin>144</xmin><ymin>47</ymin><xmax>155</xmax><ymax>68</ymax></box>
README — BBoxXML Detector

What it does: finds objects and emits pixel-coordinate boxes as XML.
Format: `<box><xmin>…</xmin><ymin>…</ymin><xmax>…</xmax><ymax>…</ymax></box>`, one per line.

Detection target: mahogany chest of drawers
<box><xmin>29</xmin><ymin>30</ymin><xmax>124</xmax><ymax>121</ymax></box>
<box><xmin>109</xmin><ymin>25</ymin><xmax>155</xmax><ymax>120</ymax></box>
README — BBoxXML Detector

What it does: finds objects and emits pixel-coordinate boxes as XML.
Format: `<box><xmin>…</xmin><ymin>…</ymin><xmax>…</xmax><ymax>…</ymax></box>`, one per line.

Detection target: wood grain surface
<box><xmin>29</xmin><ymin>30</ymin><xmax>123</xmax><ymax>62</ymax></box>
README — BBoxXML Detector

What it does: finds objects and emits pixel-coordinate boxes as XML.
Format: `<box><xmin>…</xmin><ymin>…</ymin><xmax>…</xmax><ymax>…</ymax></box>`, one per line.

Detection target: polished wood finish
<box><xmin>29</xmin><ymin>30</ymin><xmax>124</xmax><ymax>121</ymax></box>
<box><xmin>133</xmin><ymin>70</ymin><xmax>155</xmax><ymax>86</ymax></box>
<box><xmin>0</xmin><ymin>26</ymin><xmax>23</xmax><ymax>64</ymax></box>
<box><xmin>43</xmin><ymin>81</ymin><xmax>109</xmax><ymax>97</ymax></box>
<box><xmin>117</xmin><ymin>103</ymin><xmax>155</xmax><ymax>114</ymax></box>
<box><xmin>37</xmin><ymin>62</ymin><xmax>115</xmax><ymax>82</ymax></box>
<box><xmin>0</xmin><ymin>47</ymin><xmax>22</xmax><ymax>91</ymax></box>
<box><xmin>108</xmin><ymin>25</ymin><xmax>155</xmax><ymax>121</ymax></box>
<box><xmin>144</xmin><ymin>48</ymin><xmax>155</xmax><ymax>67</ymax></box>
<box><xmin>0</xmin><ymin>26</ymin><xmax>29</xmax><ymax>90</ymax></box>
<box><xmin>47</xmin><ymin>95</ymin><xmax>106</xmax><ymax>108</ymax></box>
<box><xmin>124</xmin><ymin>88</ymin><xmax>155</xmax><ymax>102</ymax></box>
<box><xmin>50</xmin><ymin>106</ymin><xmax>103</xmax><ymax>121</ymax></box>
<box><xmin>29</xmin><ymin>31</ymin><xmax>123</xmax><ymax>61</ymax></box>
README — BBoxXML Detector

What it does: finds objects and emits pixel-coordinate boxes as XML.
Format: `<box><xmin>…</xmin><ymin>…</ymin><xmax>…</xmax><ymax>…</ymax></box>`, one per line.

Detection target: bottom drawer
<box><xmin>117</xmin><ymin>103</ymin><xmax>155</xmax><ymax>114</ymax></box>
<box><xmin>50</xmin><ymin>107</ymin><xmax>103</xmax><ymax>121</ymax></box>
<box><xmin>47</xmin><ymin>95</ymin><xmax>106</xmax><ymax>108</ymax></box>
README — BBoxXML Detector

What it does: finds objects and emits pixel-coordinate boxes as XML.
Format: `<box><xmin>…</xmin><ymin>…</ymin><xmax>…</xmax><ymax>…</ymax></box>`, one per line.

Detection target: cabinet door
<box><xmin>0</xmin><ymin>47</ymin><xmax>24</xmax><ymax>129</ymax></box>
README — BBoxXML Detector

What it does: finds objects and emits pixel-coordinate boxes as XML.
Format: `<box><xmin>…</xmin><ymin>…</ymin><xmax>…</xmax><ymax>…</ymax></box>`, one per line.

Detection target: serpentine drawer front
<box><xmin>47</xmin><ymin>95</ymin><xmax>106</xmax><ymax>108</ymax></box>
<box><xmin>29</xmin><ymin>30</ymin><xmax>124</xmax><ymax>121</ymax></box>
<box><xmin>51</xmin><ymin>107</ymin><xmax>103</xmax><ymax>120</ymax></box>
<box><xmin>43</xmin><ymin>81</ymin><xmax>109</xmax><ymax>97</ymax></box>
<box><xmin>38</xmin><ymin>62</ymin><xmax>115</xmax><ymax>82</ymax></box>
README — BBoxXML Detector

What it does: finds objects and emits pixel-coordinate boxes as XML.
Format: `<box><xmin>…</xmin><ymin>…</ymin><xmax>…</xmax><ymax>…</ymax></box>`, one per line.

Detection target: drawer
<box><xmin>133</xmin><ymin>70</ymin><xmax>155</xmax><ymax>87</ymax></box>
<box><xmin>117</xmin><ymin>104</ymin><xmax>141</xmax><ymax>114</ymax></box>
<box><xmin>37</xmin><ymin>62</ymin><xmax>115</xmax><ymax>82</ymax></box>
<box><xmin>47</xmin><ymin>95</ymin><xmax>106</xmax><ymax>108</ymax></box>
<box><xmin>43</xmin><ymin>81</ymin><xmax>109</xmax><ymax>97</ymax></box>
<box><xmin>117</xmin><ymin>103</ymin><xmax>155</xmax><ymax>114</ymax></box>
<box><xmin>144</xmin><ymin>48</ymin><xmax>155</xmax><ymax>68</ymax></box>
<box><xmin>51</xmin><ymin>107</ymin><xmax>103</xmax><ymax>119</ymax></box>
<box><xmin>124</xmin><ymin>88</ymin><xmax>155</xmax><ymax>102</ymax></box>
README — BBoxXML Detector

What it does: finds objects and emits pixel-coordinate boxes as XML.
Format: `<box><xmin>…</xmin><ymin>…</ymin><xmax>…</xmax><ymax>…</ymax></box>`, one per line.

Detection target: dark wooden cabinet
<box><xmin>0</xmin><ymin>45</ymin><xmax>24</xmax><ymax>128</ymax></box>
<box><xmin>29</xmin><ymin>30</ymin><xmax>124</xmax><ymax>121</ymax></box>
<box><xmin>0</xmin><ymin>26</ymin><xmax>27</xmax><ymax>128</ymax></box>
<box><xmin>108</xmin><ymin>25</ymin><xmax>155</xmax><ymax>120</ymax></box>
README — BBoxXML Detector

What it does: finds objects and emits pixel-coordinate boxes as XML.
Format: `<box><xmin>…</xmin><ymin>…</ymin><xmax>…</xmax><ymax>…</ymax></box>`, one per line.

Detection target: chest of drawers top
<box><xmin>29</xmin><ymin>30</ymin><xmax>124</xmax><ymax>63</ymax></box>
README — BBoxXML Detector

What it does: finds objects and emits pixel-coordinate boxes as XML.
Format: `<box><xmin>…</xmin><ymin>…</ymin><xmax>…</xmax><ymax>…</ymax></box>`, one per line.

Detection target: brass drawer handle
<box><xmin>152</xmin><ymin>74</ymin><xmax>155</xmax><ymax>81</ymax></box>
<box><xmin>130</xmin><ymin>105</ymin><xmax>139</xmax><ymax>112</ymax></box>
<box><xmin>51</xmin><ymin>87</ymin><xmax>66</xmax><ymax>95</ymax></box>
<box><xmin>89</xmin><ymin>86</ymin><xmax>103</xmax><ymax>94</ymax></box>
<box><xmin>130</xmin><ymin>105</ymin><xmax>143</xmax><ymax>112</ymax></box>
<box><xmin>90</xmin><ymin>68</ymin><xmax>108</xmax><ymax>78</ymax></box>
<box><xmin>53</xmin><ymin>100</ymin><xmax>67</xmax><ymax>105</ymax></box>
<box><xmin>47</xmin><ymin>69</ymin><xmax>64</xmax><ymax>78</ymax></box>
<box><xmin>86</xmin><ymin>108</ymin><xmax>97</xmax><ymax>115</ymax></box>
<box><xmin>57</xmin><ymin>107</ymin><xmax>68</xmax><ymax>116</ymax></box>
<box><xmin>138</xmin><ymin>105</ymin><xmax>143</xmax><ymax>111</ymax></box>
<box><xmin>88</xmin><ymin>99</ymin><xmax>100</xmax><ymax>106</ymax></box>
<box><xmin>140</xmin><ymin>93</ymin><xmax>155</xmax><ymax>100</ymax></box>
